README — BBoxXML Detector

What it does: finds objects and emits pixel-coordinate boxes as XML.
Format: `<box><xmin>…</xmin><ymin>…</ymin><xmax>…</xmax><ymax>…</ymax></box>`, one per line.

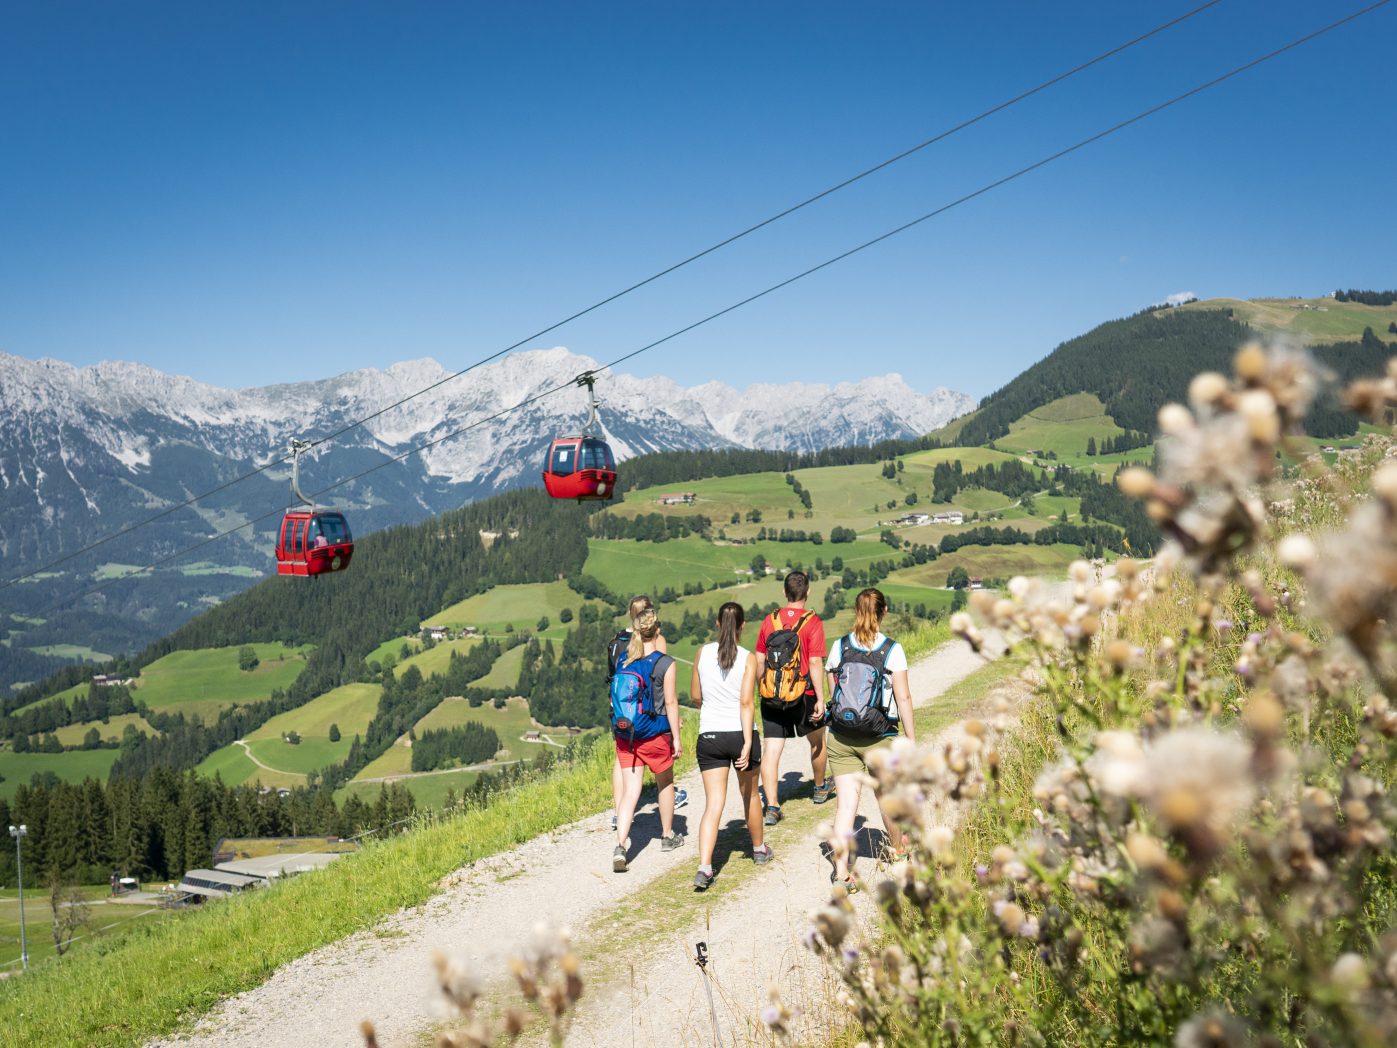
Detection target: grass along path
<box><xmin>132</xmin><ymin>625</ymin><xmax>1009</xmax><ymax>1048</ymax></box>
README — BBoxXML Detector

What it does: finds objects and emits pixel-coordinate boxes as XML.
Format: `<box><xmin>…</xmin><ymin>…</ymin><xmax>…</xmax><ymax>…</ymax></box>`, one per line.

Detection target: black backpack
<box><xmin>828</xmin><ymin>635</ymin><xmax>897</xmax><ymax>738</ymax></box>
<box><xmin>607</xmin><ymin>630</ymin><xmax>631</xmax><ymax>682</ymax></box>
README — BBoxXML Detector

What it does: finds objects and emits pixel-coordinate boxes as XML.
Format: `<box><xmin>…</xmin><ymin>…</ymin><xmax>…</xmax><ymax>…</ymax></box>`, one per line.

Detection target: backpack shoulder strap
<box><xmin>871</xmin><ymin>637</ymin><xmax>896</xmax><ymax>669</ymax></box>
<box><xmin>795</xmin><ymin>610</ymin><xmax>816</xmax><ymax>631</ymax></box>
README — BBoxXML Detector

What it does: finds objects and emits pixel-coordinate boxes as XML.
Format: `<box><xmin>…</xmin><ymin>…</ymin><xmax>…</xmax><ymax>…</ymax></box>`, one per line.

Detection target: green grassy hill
<box><xmin>1179</xmin><ymin>295</ymin><xmax>1397</xmax><ymax>344</ymax></box>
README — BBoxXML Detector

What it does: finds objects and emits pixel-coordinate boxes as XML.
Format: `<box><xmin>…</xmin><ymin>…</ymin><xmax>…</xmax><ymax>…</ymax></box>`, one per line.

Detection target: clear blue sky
<box><xmin>2</xmin><ymin>1</ymin><xmax>1393</xmax><ymax>399</ymax></box>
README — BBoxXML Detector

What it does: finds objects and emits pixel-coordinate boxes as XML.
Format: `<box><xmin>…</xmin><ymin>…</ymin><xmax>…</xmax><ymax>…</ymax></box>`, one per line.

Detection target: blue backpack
<box><xmin>610</xmin><ymin>650</ymin><xmax>669</xmax><ymax>740</ymax></box>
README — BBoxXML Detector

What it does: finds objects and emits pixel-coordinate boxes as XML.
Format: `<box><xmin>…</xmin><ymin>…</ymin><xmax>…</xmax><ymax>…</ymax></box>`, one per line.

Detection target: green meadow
<box><xmin>132</xmin><ymin>643</ymin><xmax>313</xmax><ymax>713</ymax></box>
<box><xmin>51</xmin><ymin>713</ymin><xmax>156</xmax><ymax>747</ymax></box>
<box><xmin>424</xmin><ymin>580</ymin><xmax>597</xmax><ymax>633</ymax></box>
<box><xmin>0</xmin><ymin>749</ymin><xmax>121</xmax><ymax>800</ymax></box>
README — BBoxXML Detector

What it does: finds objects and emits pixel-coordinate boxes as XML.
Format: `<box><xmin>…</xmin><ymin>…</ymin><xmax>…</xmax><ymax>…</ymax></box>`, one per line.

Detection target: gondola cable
<box><xmin>0</xmin><ymin>0</ymin><xmax>1226</xmax><ymax>589</ymax></box>
<box><xmin>29</xmin><ymin>0</ymin><xmax>1392</xmax><ymax>617</ymax></box>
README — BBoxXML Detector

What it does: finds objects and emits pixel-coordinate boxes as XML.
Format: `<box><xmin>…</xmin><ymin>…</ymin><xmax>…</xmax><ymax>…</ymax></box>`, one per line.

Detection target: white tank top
<box><xmin>697</xmin><ymin>643</ymin><xmax>750</xmax><ymax>734</ymax></box>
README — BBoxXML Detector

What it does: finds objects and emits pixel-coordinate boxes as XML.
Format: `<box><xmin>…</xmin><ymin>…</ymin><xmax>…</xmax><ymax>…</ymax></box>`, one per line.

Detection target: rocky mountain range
<box><xmin>0</xmin><ymin>347</ymin><xmax>972</xmax><ymax>674</ymax></box>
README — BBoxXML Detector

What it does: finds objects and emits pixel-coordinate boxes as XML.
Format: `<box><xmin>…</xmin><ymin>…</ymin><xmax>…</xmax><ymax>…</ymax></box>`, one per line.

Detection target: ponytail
<box><xmin>852</xmin><ymin>588</ymin><xmax>887</xmax><ymax>647</ymax></box>
<box><xmin>716</xmin><ymin>601</ymin><xmax>745</xmax><ymax>671</ymax></box>
<box><xmin>628</xmin><ymin>608</ymin><xmax>660</xmax><ymax>662</ymax></box>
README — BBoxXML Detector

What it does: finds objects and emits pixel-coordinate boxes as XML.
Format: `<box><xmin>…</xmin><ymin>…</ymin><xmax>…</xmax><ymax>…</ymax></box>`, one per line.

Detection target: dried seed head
<box><xmin>1234</xmin><ymin>342</ymin><xmax>1268</xmax><ymax>381</ymax></box>
<box><xmin>1276</xmin><ymin>533</ymin><xmax>1317</xmax><ymax>570</ymax></box>
<box><xmin>1188</xmin><ymin>372</ymin><xmax>1229</xmax><ymax>408</ymax></box>
<box><xmin>1126</xmin><ymin>832</ymin><xmax>1169</xmax><ymax>872</ymax></box>
<box><xmin>1157</xmin><ymin>402</ymin><xmax>1196</xmax><ymax>436</ymax></box>
<box><xmin>1373</xmin><ymin>462</ymin><xmax>1397</xmax><ymax>510</ymax></box>
<box><xmin>1117</xmin><ymin>467</ymin><xmax>1157</xmax><ymax>499</ymax></box>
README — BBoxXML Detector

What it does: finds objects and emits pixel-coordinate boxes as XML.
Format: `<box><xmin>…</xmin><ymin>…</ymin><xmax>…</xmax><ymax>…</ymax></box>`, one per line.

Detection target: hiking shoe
<box><xmin>610</xmin><ymin>812</ymin><xmax>617</xmax><ymax>831</ymax></box>
<box><xmin>612</xmin><ymin>846</ymin><xmax>628</xmax><ymax>873</ymax></box>
<box><xmin>812</xmin><ymin>781</ymin><xmax>835</xmax><ymax>805</ymax></box>
<box><xmin>661</xmin><ymin>832</ymin><xmax>687</xmax><ymax>852</ymax></box>
<box><xmin>675</xmin><ymin>786</ymin><xmax>689</xmax><ymax>809</ymax></box>
<box><xmin>763</xmin><ymin>805</ymin><xmax>783</xmax><ymax>826</ymax></box>
<box><xmin>753</xmin><ymin>844</ymin><xmax>775</xmax><ymax>866</ymax></box>
<box><xmin>693</xmin><ymin>867</ymin><xmax>716</xmax><ymax>891</ymax></box>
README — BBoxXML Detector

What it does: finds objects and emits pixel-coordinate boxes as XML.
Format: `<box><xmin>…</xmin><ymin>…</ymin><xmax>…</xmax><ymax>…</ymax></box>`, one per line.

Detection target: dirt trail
<box><xmin>150</xmin><ymin>638</ymin><xmax>1007</xmax><ymax>1048</ymax></box>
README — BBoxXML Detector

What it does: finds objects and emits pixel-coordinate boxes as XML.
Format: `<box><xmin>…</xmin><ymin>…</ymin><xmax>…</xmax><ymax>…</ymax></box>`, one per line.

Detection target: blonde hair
<box><xmin>627</xmin><ymin>608</ymin><xmax>661</xmax><ymax>662</ymax></box>
<box><xmin>852</xmin><ymin>588</ymin><xmax>888</xmax><ymax>647</ymax></box>
<box><xmin>627</xmin><ymin>594</ymin><xmax>654</xmax><ymax>624</ymax></box>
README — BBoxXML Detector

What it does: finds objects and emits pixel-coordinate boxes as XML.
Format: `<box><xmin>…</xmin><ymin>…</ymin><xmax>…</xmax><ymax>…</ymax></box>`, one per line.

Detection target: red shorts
<box><xmin>616</xmin><ymin>733</ymin><xmax>676</xmax><ymax>774</ymax></box>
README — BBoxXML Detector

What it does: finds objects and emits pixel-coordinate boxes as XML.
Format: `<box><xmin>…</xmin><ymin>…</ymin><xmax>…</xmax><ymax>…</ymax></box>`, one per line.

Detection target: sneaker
<box><xmin>661</xmin><ymin>832</ymin><xmax>687</xmax><ymax>852</ymax></box>
<box><xmin>610</xmin><ymin>813</ymin><xmax>618</xmax><ymax>831</ymax></box>
<box><xmin>763</xmin><ymin>805</ymin><xmax>783</xmax><ymax>826</ymax></box>
<box><xmin>812</xmin><ymin>781</ymin><xmax>835</xmax><ymax>805</ymax></box>
<box><xmin>693</xmin><ymin>867</ymin><xmax>716</xmax><ymax>891</ymax></box>
<box><xmin>753</xmin><ymin>844</ymin><xmax>775</xmax><ymax>866</ymax></box>
<box><xmin>674</xmin><ymin>786</ymin><xmax>689</xmax><ymax>810</ymax></box>
<box><xmin>612</xmin><ymin>846</ymin><xmax>628</xmax><ymax>873</ymax></box>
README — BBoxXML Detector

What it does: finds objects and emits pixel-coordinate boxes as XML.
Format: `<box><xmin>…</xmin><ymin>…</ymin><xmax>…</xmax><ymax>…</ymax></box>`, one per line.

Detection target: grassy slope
<box><xmin>0</xmin><ymin>741</ymin><xmax>625</xmax><ymax>1048</ymax></box>
<box><xmin>0</xmin><ymin>887</ymin><xmax>175</xmax><ymax>969</ymax></box>
<box><xmin>0</xmin><ymin>750</ymin><xmax>121</xmax><ymax>801</ymax></box>
<box><xmin>51</xmin><ymin>713</ymin><xmax>156</xmax><ymax>747</ymax></box>
<box><xmin>1179</xmin><ymin>295</ymin><xmax>1397</xmax><ymax>343</ymax></box>
<box><xmin>195</xmin><ymin>683</ymin><xmax>383</xmax><ymax>787</ymax></box>
<box><xmin>132</xmin><ymin>643</ymin><xmax>313</xmax><ymax>713</ymax></box>
<box><xmin>423</xmin><ymin>580</ymin><xmax>598</xmax><ymax>633</ymax></box>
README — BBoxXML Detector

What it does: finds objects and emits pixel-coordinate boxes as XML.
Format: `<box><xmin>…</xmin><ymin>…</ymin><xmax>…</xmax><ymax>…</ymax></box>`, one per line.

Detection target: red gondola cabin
<box><xmin>276</xmin><ymin>511</ymin><xmax>354</xmax><ymax>576</ymax></box>
<box><xmin>542</xmin><ymin>436</ymin><xmax>617</xmax><ymax>501</ymax></box>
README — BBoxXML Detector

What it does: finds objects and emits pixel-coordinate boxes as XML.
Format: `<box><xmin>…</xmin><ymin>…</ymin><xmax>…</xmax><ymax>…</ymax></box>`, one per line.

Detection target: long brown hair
<box><xmin>627</xmin><ymin>607</ymin><xmax>661</xmax><ymax>662</ymax></box>
<box><xmin>716</xmin><ymin>601</ymin><xmax>745</xmax><ymax>671</ymax></box>
<box><xmin>852</xmin><ymin>588</ymin><xmax>888</xmax><ymax>647</ymax></box>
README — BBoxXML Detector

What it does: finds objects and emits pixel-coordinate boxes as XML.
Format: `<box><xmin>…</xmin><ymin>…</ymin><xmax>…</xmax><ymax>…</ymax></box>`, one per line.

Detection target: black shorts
<box><xmin>761</xmin><ymin>694</ymin><xmax>826</xmax><ymax>739</ymax></box>
<box><xmin>696</xmin><ymin>730</ymin><xmax>762</xmax><ymax>772</ymax></box>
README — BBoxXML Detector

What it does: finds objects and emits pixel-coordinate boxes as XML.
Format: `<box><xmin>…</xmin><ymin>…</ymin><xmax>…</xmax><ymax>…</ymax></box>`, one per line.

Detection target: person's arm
<box><xmin>808</xmin><ymin>618</ymin><xmax>828</xmax><ymax>709</ymax></box>
<box><xmin>890</xmin><ymin>669</ymin><xmax>915</xmax><ymax>745</ymax></box>
<box><xmin>808</xmin><ymin>656</ymin><xmax>826</xmax><ymax>721</ymax></box>
<box><xmin>736</xmin><ymin>653</ymin><xmax>757</xmax><ymax>770</ymax></box>
<box><xmin>690</xmin><ymin>660</ymin><xmax>703</xmax><ymax>707</ymax></box>
<box><xmin>664</xmin><ymin>662</ymin><xmax>681</xmax><ymax>753</ymax></box>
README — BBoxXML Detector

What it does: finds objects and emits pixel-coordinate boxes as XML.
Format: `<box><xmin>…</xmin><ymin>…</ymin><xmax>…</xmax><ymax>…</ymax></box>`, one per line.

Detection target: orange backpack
<box><xmin>758</xmin><ymin>610</ymin><xmax>816</xmax><ymax>707</ymax></box>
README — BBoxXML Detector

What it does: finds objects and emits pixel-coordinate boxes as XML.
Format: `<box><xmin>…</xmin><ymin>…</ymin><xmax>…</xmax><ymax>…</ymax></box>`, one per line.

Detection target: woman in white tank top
<box><xmin>689</xmin><ymin>602</ymin><xmax>773</xmax><ymax>890</ymax></box>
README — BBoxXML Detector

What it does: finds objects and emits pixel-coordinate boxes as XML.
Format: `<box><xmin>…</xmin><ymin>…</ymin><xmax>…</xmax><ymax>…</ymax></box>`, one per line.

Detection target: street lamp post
<box><xmin>8</xmin><ymin>824</ymin><xmax>27</xmax><ymax>970</ymax></box>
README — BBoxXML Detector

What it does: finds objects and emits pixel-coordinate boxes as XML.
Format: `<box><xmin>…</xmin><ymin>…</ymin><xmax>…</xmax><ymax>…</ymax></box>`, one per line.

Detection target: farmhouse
<box><xmin>524</xmin><ymin>730</ymin><xmax>542</xmax><ymax>741</ymax></box>
<box><xmin>657</xmin><ymin>492</ymin><xmax>697</xmax><ymax>505</ymax></box>
<box><xmin>895</xmin><ymin>513</ymin><xmax>931</xmax><ymax>526</ymax></box>
<box><xmin>91</xmin><ymin>674</ymin><xmax>135</xmax><ymax>687</ymax></box>
<box><xmin>968</xmin><ymin>577</ymin><xmax>985</xmax><ymax>590</ymax></box>
<box><xmin>425</xmin><ymin>625</ymin><xmax>451</xmax><ymax>641</ymax></box>
<box><xmin>931</xmin><ymin>511</ymin><xmax>965</xmax><ymax>526</ymax></box>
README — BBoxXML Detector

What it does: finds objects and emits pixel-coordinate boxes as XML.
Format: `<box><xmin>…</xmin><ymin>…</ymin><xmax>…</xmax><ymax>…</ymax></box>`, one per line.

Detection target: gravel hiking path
<box><xmin>149</xmin><ymin>637</ymin><xmax>1010</xmax><ymax>1048</ymax></box>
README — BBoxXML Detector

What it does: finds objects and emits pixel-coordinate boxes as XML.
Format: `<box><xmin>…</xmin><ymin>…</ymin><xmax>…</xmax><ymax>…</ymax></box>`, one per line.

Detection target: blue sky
<box><xmin>2</xmin><ymin>1</ymin><xmax>1394</xmax><ymax>399</ymax></box>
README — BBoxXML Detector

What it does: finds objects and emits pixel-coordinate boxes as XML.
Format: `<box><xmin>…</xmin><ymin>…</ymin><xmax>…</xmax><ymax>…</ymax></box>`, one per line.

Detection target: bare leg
<box><xmin>611</xmin><ymin>756</ymin><xmax>623</xmax><ymax>819</ymax></box>
<box><xmin>655</xmin><ymin>767</ymin><xmax>675</xmax><ymax>838</ymax></box>
<box><xmin>760</xmin><ymin>736</ymin><xmax>786</xmax><ymax>809</ymax></box>
<box><xmin>615</xmin><ymin>763</ymin><xmax>646</xmax><ymax>849</ymax></box>
<box><xmin>808</xmin><ymin>726</ymin><xmax>828</xmax><ymax>788</ymax></box>
<box><xmin>831</xmin><ymin>772</ymin><xmax>863</xmax><ymax>882</ymax></box>
<box><xmin>698</xmin><ymin>767</ymin><xmax>729</xmax><ymax>867</ymax></box>
<box><xmin>737</xmin><ymin>767</ymin><xmax>764</xmax><ymax>851</ymax></box>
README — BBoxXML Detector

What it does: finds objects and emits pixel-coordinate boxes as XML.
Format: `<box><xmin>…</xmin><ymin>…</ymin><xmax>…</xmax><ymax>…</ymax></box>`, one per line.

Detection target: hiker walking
<box><xmin>690</xmin><ymin>602</ymin><xmax>773</xmax><ymax>890</ymax></box>
<box><xmin>824</xmin><ymin>588</ymin><xmax>916</xmax><ymax>890</ymax></box>
<box><xmin>611</xmin><ymin>607</ymin><xmax>685</xmax><ymax>871</ymax></box>
<box><xmin>607</xmin><ymin>596</ymin><xmax>685</xmax><ymax>831</ymax></box>
<box><xmin>755</xmin><ymin>570</ymin><xmax>832</xmax><ymax>825</ymax></box>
